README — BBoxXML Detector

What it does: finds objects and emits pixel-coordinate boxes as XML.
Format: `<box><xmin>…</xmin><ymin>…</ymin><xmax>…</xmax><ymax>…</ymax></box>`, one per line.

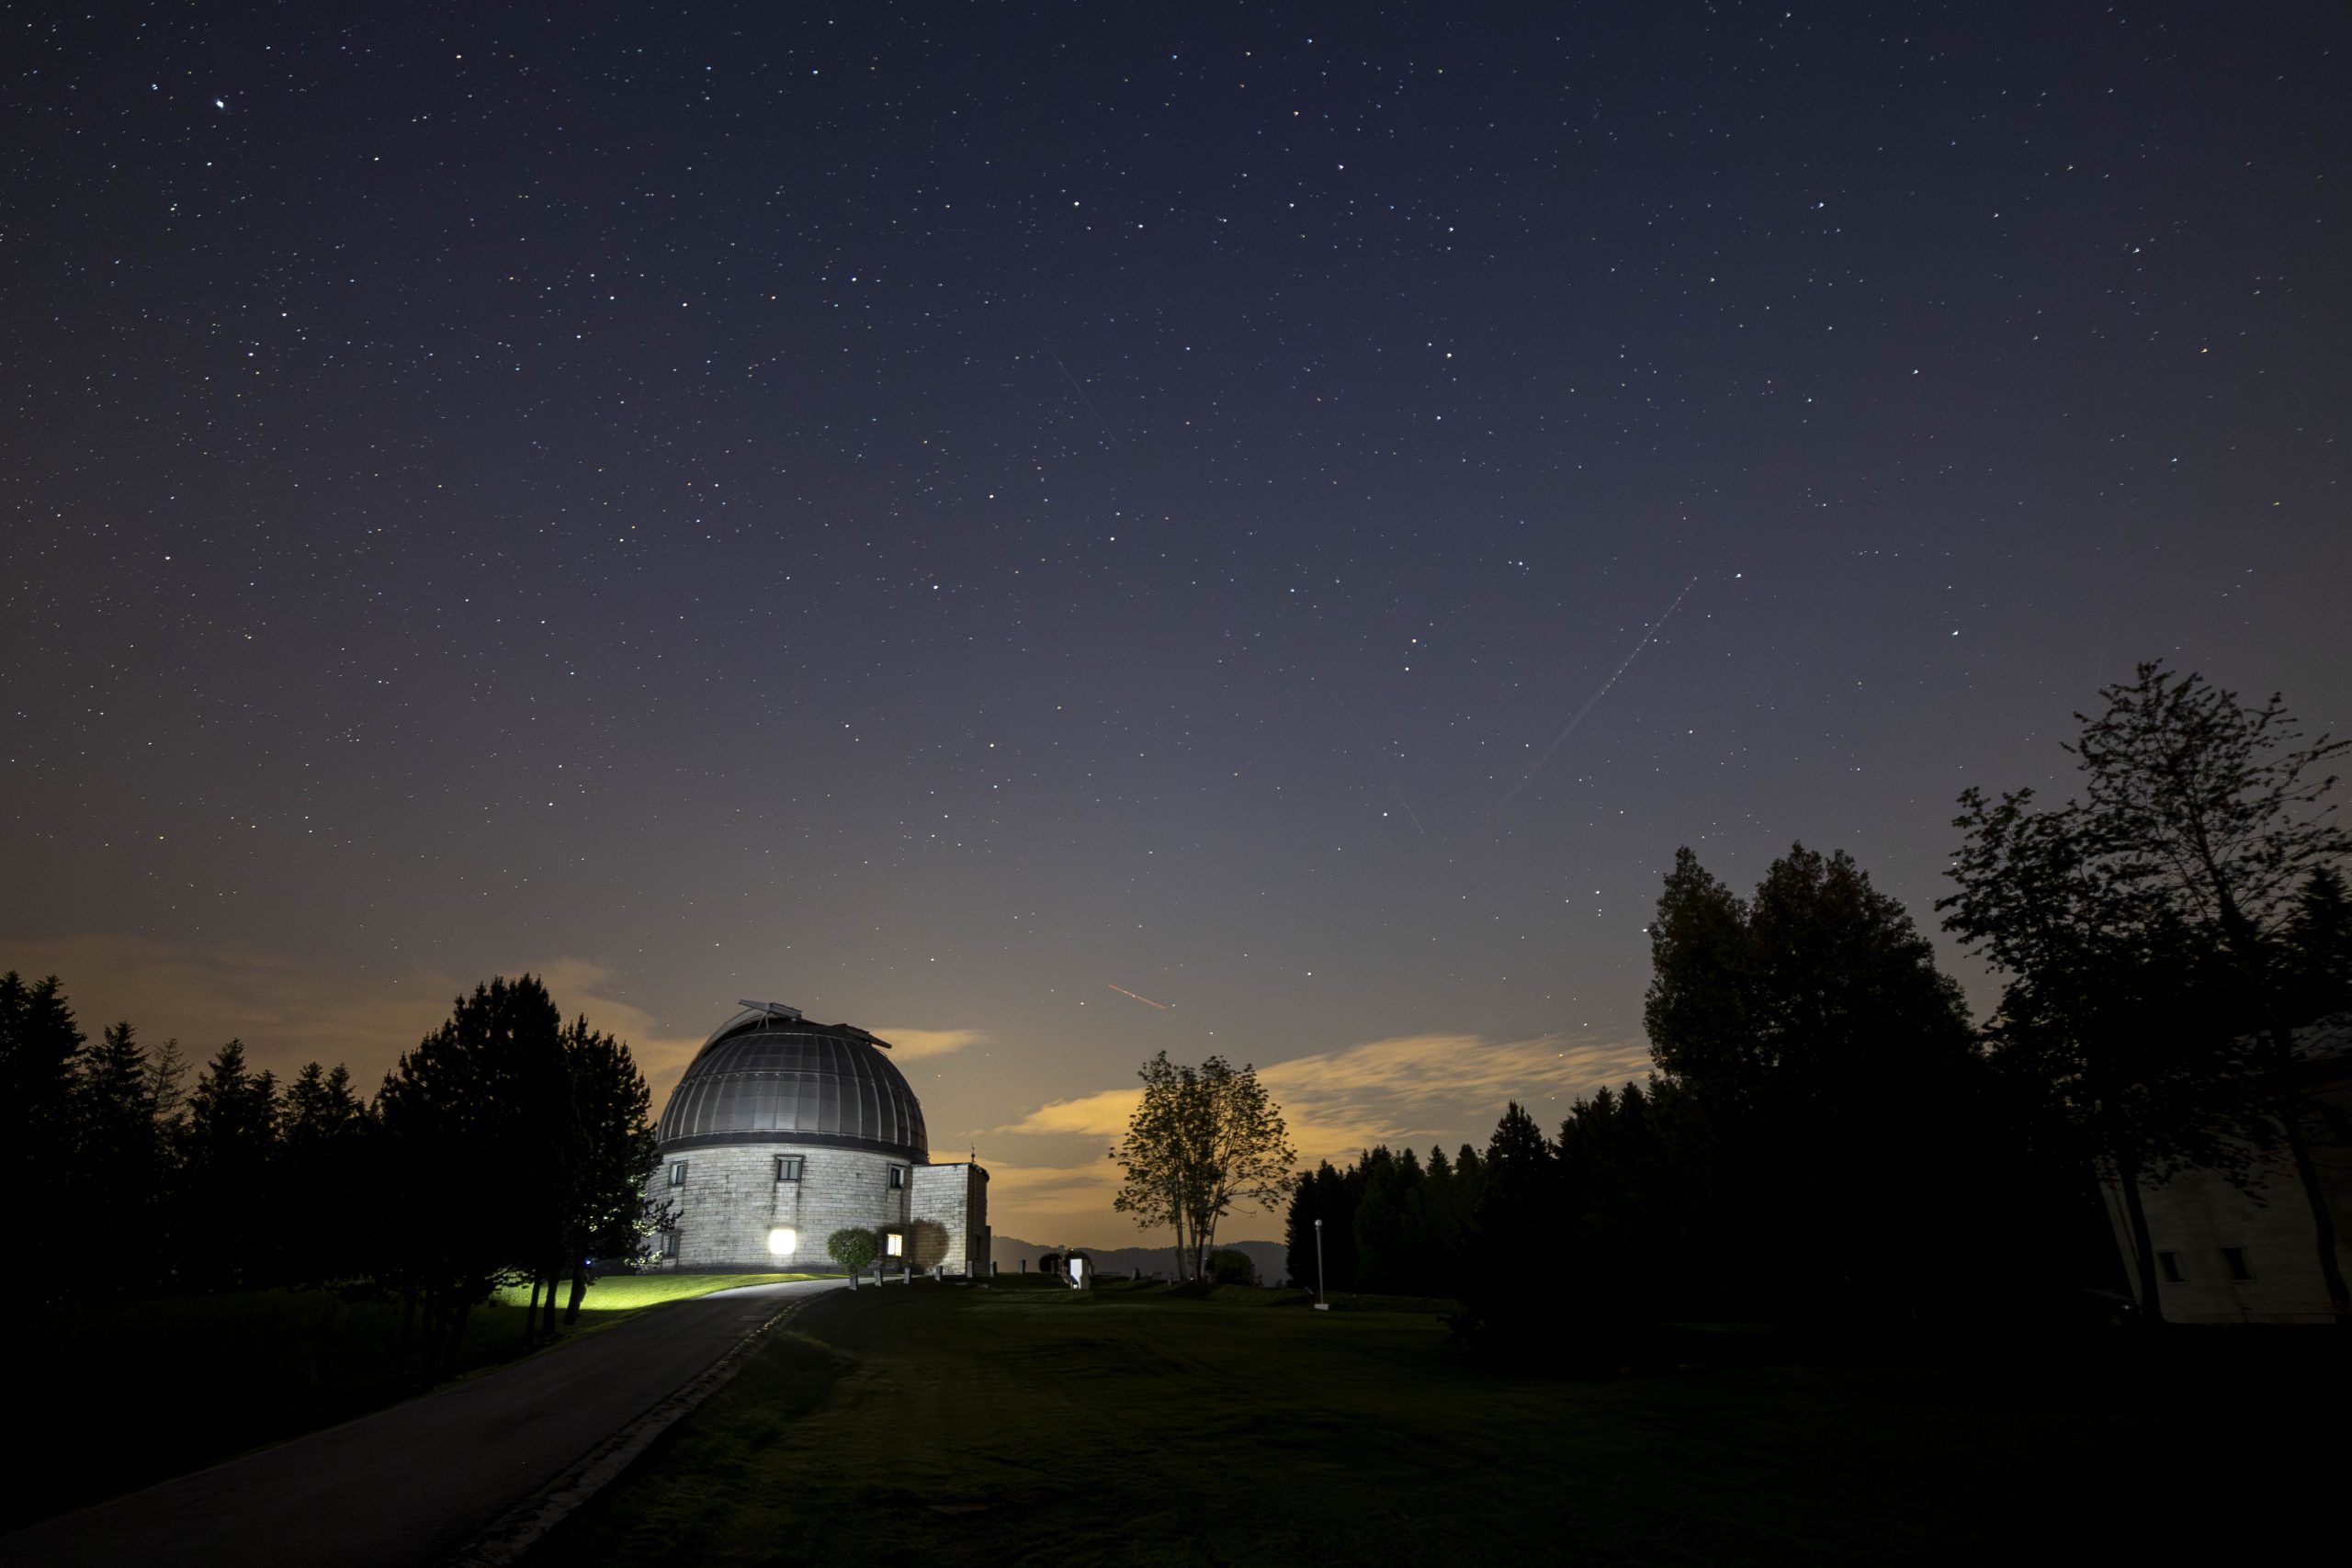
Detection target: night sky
<box><xmin>7</xmin><ymin>3</ymin><xmax>2346</xmax><ymax>1243</ymax></box>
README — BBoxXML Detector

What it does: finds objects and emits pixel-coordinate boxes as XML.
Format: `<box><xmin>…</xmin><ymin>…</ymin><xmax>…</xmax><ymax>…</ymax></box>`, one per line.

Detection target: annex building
<box><xmin>2102</xmin><ymin>1018</ymin><xmax>2351</xmax><ymax>1324</ymax></box>
<box><xmin>648</xmin><ymin>1000</ymin><xmax>989</xmax><ymax>1276</ymax></box>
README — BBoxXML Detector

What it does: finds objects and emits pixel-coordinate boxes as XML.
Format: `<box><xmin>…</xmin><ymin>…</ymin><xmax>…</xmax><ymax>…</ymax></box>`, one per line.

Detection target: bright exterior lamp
<box><xmin>766</xmin><ymin>1227</ymin><xmax>797</xmax><ymax>1258</ymax></box>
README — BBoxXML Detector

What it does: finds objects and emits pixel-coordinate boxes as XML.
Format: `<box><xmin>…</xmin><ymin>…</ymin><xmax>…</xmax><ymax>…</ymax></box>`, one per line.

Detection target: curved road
<box><xmin>4</xmin><ymin>1276</ymin><xmax>849</xmax><ymax>1567</ymax></box>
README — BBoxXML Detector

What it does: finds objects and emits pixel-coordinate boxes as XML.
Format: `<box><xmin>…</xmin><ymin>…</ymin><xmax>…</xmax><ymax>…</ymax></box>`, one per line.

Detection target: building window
<box><xmin>2158</xmin><ymin>1251</ymin><xmax>2186</xmax><ymax>1283</ymax></box>
<box><xmin>661</xmin><ymin>1228</ymin><xmax>681</xmax><ymax>1258</ymax></box>
<box><xmin>775</xmin><ymin>1156</ymin><xmax>805</xmax><ymax>1182</ymax></box>
<box><xmin>889</xmin><ymin>1165</ymin><xmax>906</xmax><ymax>1190</ymax></box>
<box><xmin>885</xmin><ymin>1230</ymin><xmax>905</xmax><ymax>1258</ymax></box>
<box><xmin>2222</xmin><ymin>1247</ymin><xmax>2254</xmax><ymax>1281</ymax></box>
<box><xmin>669</xmin><ymin>1161</ymin><xmax>688</xmax><ymax>1188</ymax></box>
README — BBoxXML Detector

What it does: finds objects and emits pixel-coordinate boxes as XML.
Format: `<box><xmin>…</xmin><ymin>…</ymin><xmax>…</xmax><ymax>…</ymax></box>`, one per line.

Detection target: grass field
<box><xmin>10</xmin><ymin>1271</ymin><xmax>818</xmax><ymax>1530</ymax></box>
<box><xmin>490</xmin><ymin>1271</ymin><xmax>819</xmax><ymax>1315</ymax></box>
<box><xmin>542</xmin><ymin>1280</ymin><xmax>2340</xmax><ymax>1566</ymax></box>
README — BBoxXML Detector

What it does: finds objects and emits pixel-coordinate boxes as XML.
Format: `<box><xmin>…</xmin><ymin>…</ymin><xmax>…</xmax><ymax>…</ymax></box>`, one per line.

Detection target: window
<box><xmin>661</xmin><ymin>1228</ymin><xmax>681</xmax><ymax>1258</ymax></box>
<box><xmin>888</xmin><ymin>1165</ymin><xmax>906</xmax><ymax>1190</ymax></box>
<box><xmin>775</xmin><ymin>1156</ymin><xmax>804</xmax><ymax>1182</ymax></box>
<box><xmin>885</xmin><ymin>1230</ymin><xmax>905</xmax><ymax>1258</ymax></box>
<box><xmin>2222</xmin><ymin>1247</ymin><xmax>2254</xmax><ymax>1281</ymax></box>
<box><xmin>669</xmin><ymin>1161</ymin><xmax>688</xmax><ymax>1188</ymax></box>
<box><xmin>2158</xmin><ymin>1251</ymin><xmax>2186</xmax><ymax>1283</ymax></box>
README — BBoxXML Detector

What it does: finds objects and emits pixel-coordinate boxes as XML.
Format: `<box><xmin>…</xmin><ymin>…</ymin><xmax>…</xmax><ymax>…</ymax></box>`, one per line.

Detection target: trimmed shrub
<box><xmin>827</xmin><ymin>1228</ymin><xmax>879</xmax><ymax>1274</ymax></box>
<box><xmin>1205</xmin><ymin>1248</ymin><xmax>1259</xmax><ymax>1286</ymax></box>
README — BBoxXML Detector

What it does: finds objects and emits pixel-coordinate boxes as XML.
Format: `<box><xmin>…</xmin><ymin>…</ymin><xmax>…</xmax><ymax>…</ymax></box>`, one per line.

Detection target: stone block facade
<box><xmin>655</xmin><ymin>1143</ymin><xmax>911</xmax><ymax>1272</ymax></box>
<box><xmin>650</xmin><ymin>1143</ymin><xmax>990</xmax><ymax>1276</ymax></box>
<box><xmin>909</xmin><ymin>1162</ymin><xmax>990</xmax><ymax>1277</ymax></box>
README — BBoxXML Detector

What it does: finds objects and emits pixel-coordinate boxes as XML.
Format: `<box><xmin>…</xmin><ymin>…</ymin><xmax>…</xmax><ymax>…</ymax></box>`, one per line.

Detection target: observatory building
<box><xmin>648</xmin><ymin>1000</ymin><xmax>989</xmax><ymax>1275</ymax></box>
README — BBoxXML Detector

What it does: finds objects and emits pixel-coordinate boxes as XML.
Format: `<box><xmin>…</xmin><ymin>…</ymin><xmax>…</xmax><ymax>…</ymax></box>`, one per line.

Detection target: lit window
<box><xmin>775</xmin><ymin>1156</ymin><xmax>805</xmax><ymax>1182</ymax></box>
<box><xmin>2158</xmin><ymin>1251</ymin><xmax>2186</xmax><ymax>1283</ymax></box>
<box><xmin>766</xmin><ymin>1227</ymin><xmax>797</xmax><ymax>1258</ymax></box>
<box><xmin>669</xmin><ymin>1161</ymin><xmax>688</xmax><ymax>1188</ymax></box>
<box><xmin>2222</xmin><ymin>1247</ymin><xmax>2254</xmax><ymax>1281</ymax></box>
<box><xmin>888</xmin><ymin>1165</ymin><xmax>905</xmax><ymax>1190</ymax></box>
<box><xmin>885</xmin><ymin>1231</ymin><xmax>904</xmax><ymax>1258</ymax></box>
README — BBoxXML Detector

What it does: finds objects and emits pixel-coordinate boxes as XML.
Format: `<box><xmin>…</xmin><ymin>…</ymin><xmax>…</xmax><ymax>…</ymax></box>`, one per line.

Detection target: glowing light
<box><xmin>885</xmin><ymin>1231</ymin><xmax>904</xmax><ymax>1258</ymax></box>
<box><xmin>766</xmin><ymin>1227</ymin><xmax>797</xmax><ymax>1258</ymax></box>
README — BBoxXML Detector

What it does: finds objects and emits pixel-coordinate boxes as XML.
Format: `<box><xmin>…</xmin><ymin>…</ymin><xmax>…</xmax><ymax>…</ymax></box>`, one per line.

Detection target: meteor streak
<box><xmin>1494</xmin><ymin>577</ymin><xmax>1699</xmax><ymax>814</ymax></box>
<box><xmin>1105</xmin><ymin>983</ymin><xmax>1171</xmax><ymax>1010</ymax></box>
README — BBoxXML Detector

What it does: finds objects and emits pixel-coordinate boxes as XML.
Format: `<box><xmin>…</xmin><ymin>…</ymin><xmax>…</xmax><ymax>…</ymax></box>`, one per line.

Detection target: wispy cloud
<box><xmin>534</xmin><ymin>957</ymin><xmax>707</xmax><ymax>1103</ymax></box>
<box><xmin>1262</xmin><ymin>1031</ymin><xmax>1652</xmax><ymax>1164</ymax></box>
<box><xmin>981</xmin><ymin>1160</ymin><xmax>1138</xmax><ymax>1242</ymax></box>
<box><xmin>871</xmin><ymin>1025</ymin><xmax>989</xmax><ymax>1061</ymax></box>
<box><xmin>998</xmin><ymin>1087</ymin><xmax>1141</xmax><ymax>1140</ymax></box>
<box><xmin>985</xmin><ymin>1028</ymin><xmax>1654</xmax><ymax>1243</ymax></box>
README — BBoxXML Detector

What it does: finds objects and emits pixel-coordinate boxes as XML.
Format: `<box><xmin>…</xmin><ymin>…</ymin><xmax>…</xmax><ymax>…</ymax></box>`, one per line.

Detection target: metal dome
<box><xmin>656</xmin><ymin>1007</ymin><xmax>928</xmax><ymax>1161</ymax></box>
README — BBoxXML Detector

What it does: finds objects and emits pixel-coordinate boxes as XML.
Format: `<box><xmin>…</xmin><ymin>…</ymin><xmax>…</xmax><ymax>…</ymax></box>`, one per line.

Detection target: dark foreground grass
<box><xmin>542</xmin><ymin>1280</ymin><xmax>2342</xmax><ymax>1566</ymax></box>
<box><xmin>6</xmin><ymin>1272</ymin><xmax>815</xmax><ymax>1530</ymax></box>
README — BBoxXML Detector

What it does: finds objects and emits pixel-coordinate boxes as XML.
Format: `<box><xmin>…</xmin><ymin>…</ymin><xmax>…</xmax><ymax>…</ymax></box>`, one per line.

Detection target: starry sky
<box><xmin>6</xmin><ymin>3</ymin><xmax>2346</xmax><ymax>1244</ymax></box>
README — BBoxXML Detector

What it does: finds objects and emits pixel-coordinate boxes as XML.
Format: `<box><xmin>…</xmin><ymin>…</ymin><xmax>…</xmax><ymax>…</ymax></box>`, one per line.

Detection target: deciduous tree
<box><xmin>1644</xmin><ymin>843</ymin><xmax>1980</xmax><ymax>1314</ymax></box>
<box><xmin>2042</xmin><ymin>664</ymin><xmax>2348</xmax><ymax>1317</ymax></box>
<box><xmin>560</xmin><ymin>1017</ymin><xmax>658</xmax><ymax>1323</ymax></box>
<box><xmin>1944</xmin><ymin>784</ymin><xmax>2249</xmax><ymax>1321</ymax></box>
<box><xmin>1113</xmin><ymin>1052</ymin><xmax>1295</xmax><ymax>1280</ymax></box>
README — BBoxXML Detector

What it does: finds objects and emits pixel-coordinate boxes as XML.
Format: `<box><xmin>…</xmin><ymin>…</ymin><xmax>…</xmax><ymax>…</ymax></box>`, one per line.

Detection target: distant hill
<box><xmin>992</xmin><ymin>1235</ymin><xmax>1289</xmax><ymax>1284</ymax></box>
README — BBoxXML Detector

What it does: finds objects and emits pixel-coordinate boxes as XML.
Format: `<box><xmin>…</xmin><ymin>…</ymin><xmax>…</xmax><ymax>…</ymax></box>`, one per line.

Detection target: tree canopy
<box><xmin>1946</xmin><ymin>661</ymin><xmax>2352</xmax><ymax>1321</ymax></box>
<box><xmin>1113</xmin><ymin>1052</ymin><xmax>1295</xmax><ymax>1280</ymax></box>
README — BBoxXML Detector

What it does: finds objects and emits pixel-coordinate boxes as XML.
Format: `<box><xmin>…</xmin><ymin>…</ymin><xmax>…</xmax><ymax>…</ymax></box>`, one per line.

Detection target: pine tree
<box><xmin>178</xmin><ymin>1041</ymin><xmax>282</xmax><ymax>1288</ymax></box>
<box><xmin>1</xmin><ymin>972</ymin><xmax>85</xmax><ymax>1314</ymax></box>
<box><xmin>73</xmin><ymin>1021</ymin><xmax>165</xmax><ymax>1294</ymax></box>
<box><xmin>278</xmin><ymin>1062</ymin><xmax>370</xmax><ymax>1285</ymax></box>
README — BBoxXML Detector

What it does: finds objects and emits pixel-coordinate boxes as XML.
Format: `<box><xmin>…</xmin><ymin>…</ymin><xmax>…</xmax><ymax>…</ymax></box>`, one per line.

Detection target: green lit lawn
<box><xmin>541</xmin><ymin>1280</ymin><xmax>2338</xmax><ymax>1566</ymax></box>
<box><xmin>12</xmin><ymin>1271</ymin><xmax>818</xmax><ymax>1530</ymax></box>
<box><xmin>491</xmin><ymin>1272</ymin><xmax>820</xmax><ymax>1313</ymax></box>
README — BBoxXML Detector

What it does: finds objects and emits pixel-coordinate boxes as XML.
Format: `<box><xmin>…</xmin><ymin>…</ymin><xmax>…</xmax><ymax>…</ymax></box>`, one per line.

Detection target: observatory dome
<box><xmin>656</xmin><ymin>1004</ymin><xmax>928</xmax><ymax>1162</ymax></box>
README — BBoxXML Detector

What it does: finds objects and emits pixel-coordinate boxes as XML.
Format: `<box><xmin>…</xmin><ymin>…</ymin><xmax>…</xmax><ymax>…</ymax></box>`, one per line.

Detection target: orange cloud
<box><xmin>996</xmin><ymin>1087</ymin><xmax>1141</xmax><ymax>1139</ymax></box>
<box><xmin>983</xmin><ymin>1028</ymin><xmax>1654</xmax><ymax>1243</ymax></box>
<box><xmin>870</xmin><ymin>1025</ymin><xmax>989</xmax><ymax>1062</ymax></box>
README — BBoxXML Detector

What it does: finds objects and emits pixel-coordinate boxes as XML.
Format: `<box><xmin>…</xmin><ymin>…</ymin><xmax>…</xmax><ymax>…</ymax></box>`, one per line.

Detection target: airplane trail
<box><xmin>1493</xmin><ymin>577</ymin><xmax>1700</xmax><ymax>814</ymax></box>
<box><xmin>1332</xmin><ymin>691</ymin><xmax>1427</xmax><ymax>835</ymax></box>
<box><xmin>1105</xmin><ymin>983</ymin><xmax>1171</xmax><ymax>1010</ymax></box>
<box><xmin>1048</xmin><ymin>350</ymin><xmax>1126</xmax><ymax>455</ymax></box>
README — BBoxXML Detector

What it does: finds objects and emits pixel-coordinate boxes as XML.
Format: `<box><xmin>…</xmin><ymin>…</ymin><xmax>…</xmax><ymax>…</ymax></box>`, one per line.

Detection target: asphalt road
<box><xmin>3</xmin><ymin>1276</ymin><xmax>849</xmax><ymax>1567</ymax></box>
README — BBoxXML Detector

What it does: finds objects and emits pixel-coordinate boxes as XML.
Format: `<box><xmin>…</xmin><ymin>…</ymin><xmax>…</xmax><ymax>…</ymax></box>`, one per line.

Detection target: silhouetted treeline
<box><xmin>1285</xmin><ymin>668</ymin><xmax>2352</xmax><ymax>1346</ymax></box>
<box><xmin>1290</xmin><ymin>838</ymin><xmax>2347</xmax><ymax>1350</ymax></box>
<box><xmin>0</xmin><ymin>971</ymin><xmax>656</xmax><ymax>1377</ymax></box>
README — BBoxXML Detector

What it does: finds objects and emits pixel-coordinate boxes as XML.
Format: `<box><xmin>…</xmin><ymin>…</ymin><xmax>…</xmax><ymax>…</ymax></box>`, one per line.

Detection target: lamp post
<box><xmin>1314</xmin><ymin>1217</ymin><xmax>1328</xmax><ymax>1310</ymax></box>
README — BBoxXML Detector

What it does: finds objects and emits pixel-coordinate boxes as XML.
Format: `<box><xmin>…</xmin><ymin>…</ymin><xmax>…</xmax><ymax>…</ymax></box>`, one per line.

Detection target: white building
<box><xmin>2102</xmin><ymin>1020</ymin><xmax>2350</xmax><ymax>1324</ymax></box>
<box><xmin>648</xmin><ymin>1001</ymin><xmax>989</xmax><ymax>1276</ymax></box>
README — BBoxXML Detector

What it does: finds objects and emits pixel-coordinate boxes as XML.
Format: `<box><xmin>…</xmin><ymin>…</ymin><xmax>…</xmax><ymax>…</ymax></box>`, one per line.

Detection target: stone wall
<box><xmin>651</xmin><ymin>1143</ymin><xmax>913</xmax><ymax>1271</ymax></box>
<box><xmin>645</xmin><ymin>1144</ymin><xmax>991</xmax><ymax>1274</ymax></box>
<box><xmin>909</xmin><ymin>1162</ymin><xmax>990</xmax><ymax>1277</ymax></box>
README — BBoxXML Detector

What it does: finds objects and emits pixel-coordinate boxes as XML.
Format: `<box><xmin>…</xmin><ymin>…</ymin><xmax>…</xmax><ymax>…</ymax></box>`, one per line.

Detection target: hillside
<box><xmin>992</xmin><ymin>1235</ymin><xmax>1287</xmax><ymax>1282</ymax></box>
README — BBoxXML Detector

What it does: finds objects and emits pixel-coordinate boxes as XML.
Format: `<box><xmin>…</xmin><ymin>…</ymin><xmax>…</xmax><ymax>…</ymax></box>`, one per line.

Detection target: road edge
<box><xmin>446</xmin><ymin>1284</ymin><xmax>840</xmax><ymax>1566</ymax></box>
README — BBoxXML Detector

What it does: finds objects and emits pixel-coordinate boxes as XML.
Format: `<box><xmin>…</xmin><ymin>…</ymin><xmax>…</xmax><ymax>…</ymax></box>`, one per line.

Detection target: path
<box><xmin>3</xmin><ymin>1277</ymin><xmax>848</xmax><ymax>1566</ymax></box>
